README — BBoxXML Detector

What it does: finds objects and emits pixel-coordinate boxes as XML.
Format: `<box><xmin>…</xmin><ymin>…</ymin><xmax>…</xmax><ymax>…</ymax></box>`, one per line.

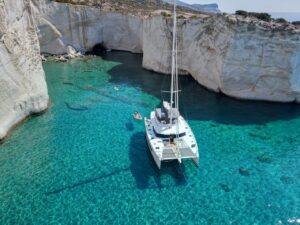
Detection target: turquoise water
<box><xmin>0</xmin><ymin>51</ymin><xmax>299</xmax><ymax>225</ymax></box>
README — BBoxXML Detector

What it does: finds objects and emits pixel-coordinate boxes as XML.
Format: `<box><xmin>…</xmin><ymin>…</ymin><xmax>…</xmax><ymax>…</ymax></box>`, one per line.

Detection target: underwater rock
<box><xmin>280</xmin><ymin>175</ymin><xmax>294</xmax><ymax>185</ymax></box>
<box><xmin>219</xmin><ymin>183</ymin><xmax>231</xmax><ymax>192</ymax></box>
<box><xmin>65</xmin><ymin>102</ymin><xmax>88</xmax><ymax>111</ymax></box>
<box><xmin>125</xmin><ymin>122</ymin><xmax>135</xmax><ymax>131</ymax></box>
<box><xmin>62</xmin><ymin>81</ymin><xmax>74</xmax><ymax>86</ymax></box>
<box><xmin>286</xmin><ymin>136</ymin><xmax>297</xmax><ymax>144</ymax></box>
<box><xmin>88</xmin><ymin>88</ymin><xmax>150</xmax><ymax>108</ymax></box>
<box><xmin>239</xmin><ymin>167</ymin><xmax>250</xmax><ymax>176</ymax></box>
<box><xmin>210</xmin><ymin>123</ymin><xmax>218</xmax><ymax>127</ymax></box>
<box><xmin>83</xmin><ymin>86</ymin><xmax>95</xmax><ymax>90</ymax></box>
<box><xmin>88</xmin><ymin>96</ymin><xmax>102</xmax><ymax>103</ymax></box>
<box><xmin>257</xmin><ymin>155</ymin><xmax>273</xmax><ymax>164</ymax></box>
<box><xmin>249</xmin><ymin>132</ymin><xmax>270</xmax><ymax>140</ymax></box>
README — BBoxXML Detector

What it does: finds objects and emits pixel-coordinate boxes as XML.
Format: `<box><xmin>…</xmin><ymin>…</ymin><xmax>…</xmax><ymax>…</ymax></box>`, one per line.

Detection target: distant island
<box><xmin>163</xmin><ymin>0</ymin><xmax>220</xmax><ymax>13</ymax></box>
<box><xmin>269</xmin><ymin>12</ymin><xmax>300</xmax><ymax>22</ymax></box>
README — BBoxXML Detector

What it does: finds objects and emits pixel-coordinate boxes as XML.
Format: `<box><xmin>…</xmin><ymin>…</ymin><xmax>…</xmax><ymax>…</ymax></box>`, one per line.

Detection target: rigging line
<box><xmin>169</xmin><ymin>0</ymin><xmax>177</xmax><ymax>129</ymax></box>
<box><xmin>160</xmin><ymin>27</ymin><xmax>168</xmax><ymax>102</ymax></box>
<box><xmin>175</xmin><ymin>35</ymin><xmax>180</xmax><ymax>142</ymax></box>
<box><xmin>172</xmin><ymin>0</ymin><xmax>180</xmax><ymax>164</ymax></box>
<box><xmin>175</xmin><ymin>22</ymin><xmax>189</xmax><ymax>122</ymax></box>
<box><xmin>175</xmin><ymin>32</ymin><xmax>179</xmax><ymax>111</ymax></box>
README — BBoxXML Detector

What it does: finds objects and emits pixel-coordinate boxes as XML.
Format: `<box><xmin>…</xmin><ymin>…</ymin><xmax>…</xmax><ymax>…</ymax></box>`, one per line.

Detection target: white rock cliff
<box><xmin>31</xmin><ymin>0</ymin><xmax>143</xmax><ymax>54</ymax></box>
<box><xmin>143</xmin><ymin>15</ymin><xmax>300</xmax><ymax>102</ymax></box>
<box><xmin>0</xmin><ymin>0</ymin><xmax>49</xmax><ymax>140</ymax></box>
<box><xmin>33</xmin><ymin>0</ymin><xmax>300</xmax><ymax>103</ymax></box>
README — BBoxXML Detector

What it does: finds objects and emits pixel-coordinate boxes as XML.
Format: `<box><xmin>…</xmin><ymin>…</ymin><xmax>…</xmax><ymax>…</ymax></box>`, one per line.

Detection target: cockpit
<box><xmin>155</xmin><ymin>101</ymin><xmax>179</xmax><ymax>124</ymax></box>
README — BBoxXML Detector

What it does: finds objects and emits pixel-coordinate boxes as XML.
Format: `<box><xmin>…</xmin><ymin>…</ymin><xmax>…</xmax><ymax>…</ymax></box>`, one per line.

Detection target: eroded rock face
<box><xmin>32</xmin><ymin>0</ymin><xmax>300</xmax><ymax>103</ymax></box>
<box><xmin>143</xmin><ymin>15</ymin><xmax>300</xmax><ymax>102</ymax></box>
<box><xmin>0</xmin><ymin>0</ymin><xmax>49</xmax><ymax>140</ymax></box>
<box><xmin>31</xmin><ymin>0</ymin><xmax>143</xmax><ymax>54</ymax></box>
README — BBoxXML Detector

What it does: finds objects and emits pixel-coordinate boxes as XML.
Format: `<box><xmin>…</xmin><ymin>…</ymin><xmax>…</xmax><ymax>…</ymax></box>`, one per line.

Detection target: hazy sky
<box><xmin>182</xmin><ymin>0</ymin><xmax>300</xmax><ymax>13</ymax></box>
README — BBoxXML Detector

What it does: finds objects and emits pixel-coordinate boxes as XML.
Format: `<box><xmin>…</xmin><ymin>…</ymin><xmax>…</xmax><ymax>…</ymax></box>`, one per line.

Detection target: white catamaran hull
<box><xmin>145</xmin><ymin>132</ymin><xmax>162</xmax><ymax>169</ymax></box>
<box><xmin>145</xmin><ymin>116</ymin><xmax>199</xmax><ymax>169</ymax></box>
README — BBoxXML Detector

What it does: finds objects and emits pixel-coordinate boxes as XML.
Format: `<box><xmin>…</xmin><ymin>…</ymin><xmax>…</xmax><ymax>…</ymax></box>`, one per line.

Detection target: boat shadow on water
<box><xmin>103</xmin><ymin>51</ymin><xmax>300</xmax><ymax>126</ymax></box>
<box><xmin>44</xmin><ymin>131</ymin><xmax>187</xmax><ymax>196</ymax></box>
<box><xmin>129</xmin><ymin>132</ymin><xmax>187</xmax><ymax>190</ymax></box>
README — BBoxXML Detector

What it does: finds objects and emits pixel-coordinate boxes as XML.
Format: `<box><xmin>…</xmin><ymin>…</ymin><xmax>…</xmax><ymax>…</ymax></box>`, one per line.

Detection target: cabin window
<box><xmin>153</xmin><ymin>128</ymin><xmax>186</xmax><ymax>138</ymax></box>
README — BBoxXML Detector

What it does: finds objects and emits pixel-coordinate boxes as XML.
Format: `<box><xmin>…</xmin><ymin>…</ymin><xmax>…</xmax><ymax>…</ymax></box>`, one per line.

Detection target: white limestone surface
<box><xmin>31</xmin><ymin>0</ymin><xmax>143</xmax><ymax>54</ymax></box>
<box><xmin>32</xmin><ymin>0</ymin><xmax>300</xmax><ymax>103</ymax></box>
<box><xmin>143</xmin><ymin>15</ymin><xmax>300</xmax><ymax>102</ymax></box>
<box><xmin>0</xmin><ymin>0</ymin><xmax>49</xmax><ymax>140</ymax></box>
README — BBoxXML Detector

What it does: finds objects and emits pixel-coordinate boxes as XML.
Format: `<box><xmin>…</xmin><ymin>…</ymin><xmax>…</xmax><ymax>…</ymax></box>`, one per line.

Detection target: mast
<box><xmin>169</xmin><ymin>0</ymin><xmax>177</xmax><ymax>126</ymax></box>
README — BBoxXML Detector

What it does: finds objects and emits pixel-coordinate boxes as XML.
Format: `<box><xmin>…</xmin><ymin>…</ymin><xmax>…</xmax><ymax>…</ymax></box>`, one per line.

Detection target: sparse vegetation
<box><xmin>235</xmin><ymin>10</ymin><xmax>247</xmax><ymax>17</ymax></box>
<box><xmin>275</xmin><ymin>18</ymin><xmax>288</xmax><ymax>24</ymax></box>
<box><xmin>190</xmin><ymin>15</ymin><xmax>198</xmax><ymax>19</ymax></box>
<box><xmin>177</xmin><ymin>15</ymin><xmax>185</xmax><ymax>19</ymax></box>
<box><xmin>161</xmin><ymin>11</ymin><xmax>171</xmax><ymax>17</ymax></box>
<box><xmin>235</xmin><ymin>10</ymin><xmax>272</xmax><ymax>22</ymax></box>
<box><xmin>292</xmin><ymin>21</ymin><xmax>300</xmax><ymax>26</ymax></box>
<box><xmin>54</xmin><ymin>0</ymin><xmax>199</xmax><ymax>15</ymax></box>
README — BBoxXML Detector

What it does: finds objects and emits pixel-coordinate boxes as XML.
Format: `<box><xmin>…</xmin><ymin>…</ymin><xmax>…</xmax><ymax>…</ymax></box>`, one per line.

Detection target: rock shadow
<box><xmin>125</xmin><ymin>121</ymin><xmax>135</xmax><ymax>131</ymax></box>
<box><xmin>129</xmin><ymin>132</ymin><xmax>187</xmax><ymax>190</ymax></box>
<box><xmin>101</xmin><ymin>51</ymin><xmax>300</xmax><ymax>125</ymax></box>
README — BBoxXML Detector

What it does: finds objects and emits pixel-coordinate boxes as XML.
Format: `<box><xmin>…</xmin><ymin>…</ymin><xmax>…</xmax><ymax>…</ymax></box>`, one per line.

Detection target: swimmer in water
<box><xmin>133</xmin><ymin>111</ymin><xmax>142</xmax><ymax>120</ymax></box>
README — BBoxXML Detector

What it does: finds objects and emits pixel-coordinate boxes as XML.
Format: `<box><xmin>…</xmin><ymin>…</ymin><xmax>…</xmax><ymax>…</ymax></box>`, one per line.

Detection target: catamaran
<box><xmin>144</xmin><ymin>0</ymin><xmax>199</xmax><ymax>169</ymax></box>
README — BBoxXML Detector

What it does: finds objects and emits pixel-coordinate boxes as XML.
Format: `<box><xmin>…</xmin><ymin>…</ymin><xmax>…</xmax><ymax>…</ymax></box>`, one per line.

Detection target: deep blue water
<box><xmin>0</xmin><ymin>52</ymin><xmax>299</xmax><ymax>225</ymax></box>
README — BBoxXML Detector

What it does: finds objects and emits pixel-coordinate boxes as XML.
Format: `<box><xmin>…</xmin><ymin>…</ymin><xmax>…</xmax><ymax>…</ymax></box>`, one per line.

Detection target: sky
<box><xmin>182</xmin><ymin>0</ymin><xmax>300</xmax><ymax>13</ymax></box>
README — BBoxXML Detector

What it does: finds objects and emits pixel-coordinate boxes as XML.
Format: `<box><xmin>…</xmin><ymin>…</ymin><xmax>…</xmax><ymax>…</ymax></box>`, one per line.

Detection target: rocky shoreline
<box><xmin>33</xmin><ymin>0</ymin><xmax>300</xmax><ymax>103</ymax></box>
<box><xmin>0</xmin><ymin>0</ymin><xmax>299</xmax><ymax>140</ymax></box>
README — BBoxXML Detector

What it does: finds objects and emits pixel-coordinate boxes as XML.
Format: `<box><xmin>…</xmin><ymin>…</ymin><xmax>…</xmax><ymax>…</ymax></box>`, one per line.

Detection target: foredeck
<box><xmin>162</xmin><ymin>147</ymin><xmax>198</xmax><ymax>160</ymax></box>
<box><xmin>161</xmin><ymin>139</ymin><xmax>197</xmax><ymax>160</ymax></box>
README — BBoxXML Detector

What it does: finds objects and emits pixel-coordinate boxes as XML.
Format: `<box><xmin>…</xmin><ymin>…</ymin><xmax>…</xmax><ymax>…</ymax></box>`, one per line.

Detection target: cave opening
<box><xmin>86</xmin><ymin>42</ymin><xmax>107</xmax><ymax>56</ymax></box>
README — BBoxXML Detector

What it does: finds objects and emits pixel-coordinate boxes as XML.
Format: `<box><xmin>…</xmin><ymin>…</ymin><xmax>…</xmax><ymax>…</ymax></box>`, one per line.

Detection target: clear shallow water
<box><xmin>0</xmin><ymin>52</ymin><xmax>299</xmax><ymax>225</ymax></box>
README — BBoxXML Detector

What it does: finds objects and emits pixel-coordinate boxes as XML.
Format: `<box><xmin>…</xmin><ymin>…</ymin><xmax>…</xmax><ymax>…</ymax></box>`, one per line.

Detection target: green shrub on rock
<box><xmin>235</xmin><ymin>10</ymin><xmax>248</xmax><ymax>17</ymax></box>
<box><xmin>292</xmin><ymin>21</ymin><xmax>300</xmax><ymax>25</ymax></box>
<box><xmin>235</xmin><ymin>10</ymin><xmax>272</xmax><ymax>22</ymax></box>
<box><xmin>248</xmin><ymin>12</ymin><xmax>272</xmax><ymax>22</ymax></box>
<box><xmin>275</xmin><ymin>18</ymin><xmax>288</xmax><ymax>24</ymax></box>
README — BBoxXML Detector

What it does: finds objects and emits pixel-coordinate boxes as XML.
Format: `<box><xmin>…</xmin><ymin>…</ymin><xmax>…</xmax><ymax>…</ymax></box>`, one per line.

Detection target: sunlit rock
<box><xmin>0</xmin><ymin>0</ymin><xmax>49</xmax><ymax>140</ymax></box>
